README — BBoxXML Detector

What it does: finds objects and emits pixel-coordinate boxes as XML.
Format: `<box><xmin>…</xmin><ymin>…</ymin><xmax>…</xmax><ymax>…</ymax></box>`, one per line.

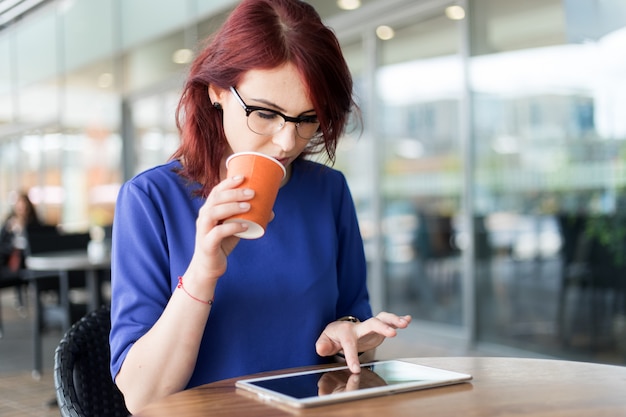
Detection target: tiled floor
<box><xmin>0</xmin><ymin>289</ymin><xmax>61</xmax><ymax>417</ymax></box>
<box><xmin>0</xmin><ymin>371</ymin><xmax>58</xmax><ymax>417</ymax></box>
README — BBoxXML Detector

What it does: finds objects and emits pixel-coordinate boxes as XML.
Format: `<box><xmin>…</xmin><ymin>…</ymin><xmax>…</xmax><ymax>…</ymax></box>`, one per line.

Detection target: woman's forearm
<box><xmin>115</xmin><ymin>287</ymin><xmax>214</xmax><ymax>414</ymax></box>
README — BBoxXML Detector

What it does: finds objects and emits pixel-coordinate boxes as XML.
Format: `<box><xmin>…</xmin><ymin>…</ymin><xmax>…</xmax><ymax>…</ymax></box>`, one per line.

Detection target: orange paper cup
<box><xmin>224</xmin><ymin>152</ymin><xmax>286</xmax><ymax>239</ymax></box>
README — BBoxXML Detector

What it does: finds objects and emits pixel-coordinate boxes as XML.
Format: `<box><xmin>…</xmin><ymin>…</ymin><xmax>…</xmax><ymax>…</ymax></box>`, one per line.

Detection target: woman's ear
<box><xmin>208</xmin><ymin>85</ymin><xmax>225</xmax><ymax>107</ymax></box>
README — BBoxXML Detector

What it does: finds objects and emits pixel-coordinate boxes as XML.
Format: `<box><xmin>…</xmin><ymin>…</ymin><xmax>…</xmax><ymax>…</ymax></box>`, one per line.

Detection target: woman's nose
<box><xmin>272</xmin><ymin>123</ymin><xmax>298</xmax><ymax>152</ymax></box>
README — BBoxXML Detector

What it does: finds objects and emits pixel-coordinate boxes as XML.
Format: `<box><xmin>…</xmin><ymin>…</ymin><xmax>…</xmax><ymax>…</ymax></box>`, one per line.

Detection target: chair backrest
<box><xmin>54</xmin><ymin>305</ymin><xmax>130</xmax><ymax>417</ymax></box>
<box><xmin>27</xmin><ymin>225</ymin><xmax>90</xmax><ymax>255</ymax></box>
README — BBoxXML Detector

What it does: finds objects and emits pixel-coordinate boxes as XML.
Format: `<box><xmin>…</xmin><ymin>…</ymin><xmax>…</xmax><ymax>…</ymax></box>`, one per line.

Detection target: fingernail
<box><xmin>232</xmin><ymin>175</ymin><xmax>243</xmax><ymax>181</ymax></box>
<box><xmin>239</xmin><ymin>202</ymin><xmax>250</xmax><ymax>209</ymax></box>
<box><xmin>242</xmin><ymin>188</ymin><xmax>254</xmax><ymax>196</ymax></box>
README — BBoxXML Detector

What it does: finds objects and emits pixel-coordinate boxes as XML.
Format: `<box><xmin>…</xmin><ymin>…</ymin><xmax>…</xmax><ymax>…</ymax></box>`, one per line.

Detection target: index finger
<box><xmin>341</xmin><ymin>345</ymin><xmax>362</xmax><ymax>374</ymax></box>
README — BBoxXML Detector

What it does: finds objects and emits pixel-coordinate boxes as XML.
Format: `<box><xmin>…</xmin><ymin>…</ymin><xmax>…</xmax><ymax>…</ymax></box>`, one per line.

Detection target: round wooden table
<box><xmin>134</xmin><ymin>357</ymin><xmax>626</xmax><ymax>417</ymax></box>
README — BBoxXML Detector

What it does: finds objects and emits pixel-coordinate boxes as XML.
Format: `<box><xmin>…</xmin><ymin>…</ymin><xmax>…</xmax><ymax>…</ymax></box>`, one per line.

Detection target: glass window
<box><xmin>335</xmin><ymin>37</ymin><xmax>384</xmax><ymax>308</ymax></box>
<box><xmin>63</xmin><ymin>59</ymin><xmax>120</xmax><ymax>131</ymax></box>
<box><xmin>17</xmin><ymin>80</ymin><xmax>59</xmax><ymax>125</ymax></box>
<box><xmin>0</xmin><ymin>32</ymin><xmax>12</xmax><ymax>125</ymax></box>
<box><xmin>15</xmin><ymin>9</ymin><xmax>57</xmax><ymax>87</ymax></box>
<box><xmin>472</xmin><ymin>0</ymin><xmax>626</xmax><ymax>364</ymax></box>
<box><xmin>0</xmin><ymin>139</ymin><xmax>20</xmax><ymax>216</ymax></box>
<box><xmin>196</xmin><ymin>0</ymin><xmax>237</xmax><ymax>18</ymax></box>
<box><xmin>131</xmin><ymin>90</ymin><xmax>181</xmax><ymax>175</ymax></box>
<box><xmin>15</xmin><ymin>129</ymin><xmax>64</xmax><ymax>225</ymax></box>
<box><xmin>377</xmin><ymin>13</ymin><xmax>464</xmax><ymax>326</ymax></box>
<box><xmin>64</xmin><ymin>58</ymin><xmax>123</xmax><ymax>228</ymax></box>
<box><xmin>62</xmin><ymin>0</ymin><xmax>115</xmax><ymax>72</ymax></box>
<box><xmin>197</xmin><ymin>9</ymin><xmax>230</xmax><ymax>40</ymax></box>
<box><xmin>120</xmin><ymin>0</ymin><xmax>187</xmax><ymax>50</ymax></box>
<box><xmin>125</xmin><ymin>31</ymin><xmax>187</xmax><ymax>92</ymax></box>
<box><xmin>15</xmin><ymin>8</ymin><xmax>59</xmax><ymax>124</ymax></box>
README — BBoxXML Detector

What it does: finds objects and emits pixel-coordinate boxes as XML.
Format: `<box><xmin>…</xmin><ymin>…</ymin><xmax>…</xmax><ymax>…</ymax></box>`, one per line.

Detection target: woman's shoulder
<box><xmin>127</xmin><ymin>160</ymin><xmax>181</xmax><ymax>184</ymax></box>
<box><xmin>288</xmin><ymin>159</ymin><xmax>352</xmax><ymax>202</ymax></box>
<box><xmin>292</xmin><ymin>158</ymin><xmax>346</xmax><ymax>183</ymax></box>
<box><xmin>123</xmin><ymin>160</ymin><xmax>199</xmax><ymax>194</ymax></box>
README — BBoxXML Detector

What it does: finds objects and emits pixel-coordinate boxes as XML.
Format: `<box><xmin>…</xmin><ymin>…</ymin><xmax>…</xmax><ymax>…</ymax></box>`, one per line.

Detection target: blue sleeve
<box><xmin>108</xmin><ymin>180</ymin><xmax>173</xmax><ymax>380</ymax></box>
<box><xmin>334</xmin><ymin>172</ymin><xmax>373</xmax><ymax>322</ymax></box>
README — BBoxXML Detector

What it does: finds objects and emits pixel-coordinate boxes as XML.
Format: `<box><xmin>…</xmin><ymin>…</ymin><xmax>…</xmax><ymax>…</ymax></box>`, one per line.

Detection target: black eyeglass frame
<box><xmin>229</xmin><ymin>86</ymin><xmax>320</xmax><ymax>140</ymax></box>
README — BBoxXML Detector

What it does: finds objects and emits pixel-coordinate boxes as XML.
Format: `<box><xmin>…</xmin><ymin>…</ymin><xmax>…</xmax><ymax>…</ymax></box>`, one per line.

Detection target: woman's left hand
<box><xmin>315</xmin><ymin>312</ymin><xmax>411</xmax><ymax>373</ymax></box>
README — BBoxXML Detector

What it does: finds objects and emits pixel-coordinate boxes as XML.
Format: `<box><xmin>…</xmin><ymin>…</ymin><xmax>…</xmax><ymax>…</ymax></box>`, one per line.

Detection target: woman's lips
<box><xmin>275</xmin><ymin>157</ymin><xmax>290</xmax><ymax>167</ymax></box>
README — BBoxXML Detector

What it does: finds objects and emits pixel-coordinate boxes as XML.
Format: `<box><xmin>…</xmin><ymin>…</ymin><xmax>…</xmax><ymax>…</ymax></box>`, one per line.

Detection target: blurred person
<box><xmin>0</xmin><ymin>191</ymin><xmax>42</xmax><ymax>307</ymax></box>
<box><xmin>0</xmin><ymin>191</ymin><xmax>42</xmax><ymax>271</ymax></box>
<box><xmin>109</xmin><ymin>0</ymin><xmax>411</xmax><ymax>412</ymax></box>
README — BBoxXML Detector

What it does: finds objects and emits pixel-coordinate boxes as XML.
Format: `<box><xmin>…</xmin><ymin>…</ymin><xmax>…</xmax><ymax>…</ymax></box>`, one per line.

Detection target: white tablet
<box><xmin>235</xmin><ymin>360</ymin><xmax>472</xmax><ymax>408</ymax></box>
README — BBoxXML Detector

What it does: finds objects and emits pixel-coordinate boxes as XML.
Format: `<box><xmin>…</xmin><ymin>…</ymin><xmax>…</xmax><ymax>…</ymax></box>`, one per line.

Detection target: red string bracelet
<box><xmin>177</xmin><ymin>276</ymin><xmax>214</xmax><ymax>305</ymax></box>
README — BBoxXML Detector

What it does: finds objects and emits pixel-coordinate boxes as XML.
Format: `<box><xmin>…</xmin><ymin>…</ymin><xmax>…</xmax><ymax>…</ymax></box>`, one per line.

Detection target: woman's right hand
<box><xmin>185</xmin><ymin>175</ymin><xmax>255</xmax><ymax>284</ymax></box>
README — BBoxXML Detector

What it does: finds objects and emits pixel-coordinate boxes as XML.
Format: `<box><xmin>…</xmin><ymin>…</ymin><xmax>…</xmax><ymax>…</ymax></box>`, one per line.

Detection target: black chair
<box><xmin>54</xmin><ymin>305</ymin><xmax>129</xmax><ymax>417</ymax></box>
<box><xmin>26</xmin><ymin>226</ymin><xmax>92</xmax><ymax>330</ymax></box>
<box><xmin>557</xmin><ymin>214</ymin><xmax>626</xmax><ymax>350</ymax></box>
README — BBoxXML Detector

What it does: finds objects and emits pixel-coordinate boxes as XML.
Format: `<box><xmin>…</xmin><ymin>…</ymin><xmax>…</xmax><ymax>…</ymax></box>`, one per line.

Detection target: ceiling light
<box><xmin>337</xmin><ymin>0</ymin><xmax>361</xmax><ymax>10</ymax></box>
<box><xmin>172</xmin><ymin>48</ymin><xmax>194</xmax><ymax>64</ymax></box>
<box><xmin>376</xmin><ymin>25</ymin><xmax>395</xmax><ymax>41</ymax></box>
<box><xmin>97</xmin><ymin>73</ymin><xmax>114</xmax><ymax>89</ymax></box>
<box><xmin>445</xmin><ymin>5</ymin><xmax>465</xmax><ymax>20</ymax></box>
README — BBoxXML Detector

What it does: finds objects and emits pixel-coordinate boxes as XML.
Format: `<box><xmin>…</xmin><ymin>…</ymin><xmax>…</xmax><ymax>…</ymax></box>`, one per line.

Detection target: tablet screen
<box><xmin>236</xmin><ymin>360</ymin><xmax>472</xmax><ymax>407</ymax></box>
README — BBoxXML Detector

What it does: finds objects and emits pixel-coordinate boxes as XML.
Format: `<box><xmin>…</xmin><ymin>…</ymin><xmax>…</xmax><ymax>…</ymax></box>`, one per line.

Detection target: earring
<box><xmin>213</xmin><ymin>102</ymin><xmax>222</xmax><ymax>110</ymax></box>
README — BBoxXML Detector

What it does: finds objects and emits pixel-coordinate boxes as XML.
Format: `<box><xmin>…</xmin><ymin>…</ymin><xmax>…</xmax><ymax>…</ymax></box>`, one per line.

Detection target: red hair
<box><xmin>171</xmin><ymin>0</ymin><xmax>357</xmax><ymax>196</ymax></box>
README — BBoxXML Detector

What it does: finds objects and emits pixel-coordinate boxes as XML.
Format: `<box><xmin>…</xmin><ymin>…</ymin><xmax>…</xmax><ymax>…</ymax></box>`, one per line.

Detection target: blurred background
<box><xmin>1</xmin><ymin>0</ymin><xmax>625</xmax><ymax>368</ymax></box>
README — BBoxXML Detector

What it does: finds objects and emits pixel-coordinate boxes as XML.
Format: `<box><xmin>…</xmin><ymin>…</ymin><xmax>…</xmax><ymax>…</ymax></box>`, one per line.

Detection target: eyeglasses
<box><xmin>229</xmin><ymin>86</ymin><xmax>321</xmax><ymax>140</ymax></box>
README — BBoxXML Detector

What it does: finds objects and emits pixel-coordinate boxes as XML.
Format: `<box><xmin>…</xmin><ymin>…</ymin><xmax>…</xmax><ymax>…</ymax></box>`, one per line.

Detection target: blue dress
<box><xmin>109</xmin><ymin>158</ymin><xmax>372</xmax><ymax>388</ymax></box>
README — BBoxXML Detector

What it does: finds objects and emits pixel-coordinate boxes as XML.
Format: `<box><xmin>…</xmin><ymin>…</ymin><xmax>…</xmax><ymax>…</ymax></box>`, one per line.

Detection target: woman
<box><xmin>0</xmin><ymin>191</ymin><xmax>41</xmax><ymax>309</ymax></box>
<box><xmin>0</xmin><ymin>191</ymin><xmax>41</xmax><ymax>271</ymax></box>
<box><xmin>109</xmin><ymin>0</ymin><xmax>411</xmax><ymax>412</ymax></box>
